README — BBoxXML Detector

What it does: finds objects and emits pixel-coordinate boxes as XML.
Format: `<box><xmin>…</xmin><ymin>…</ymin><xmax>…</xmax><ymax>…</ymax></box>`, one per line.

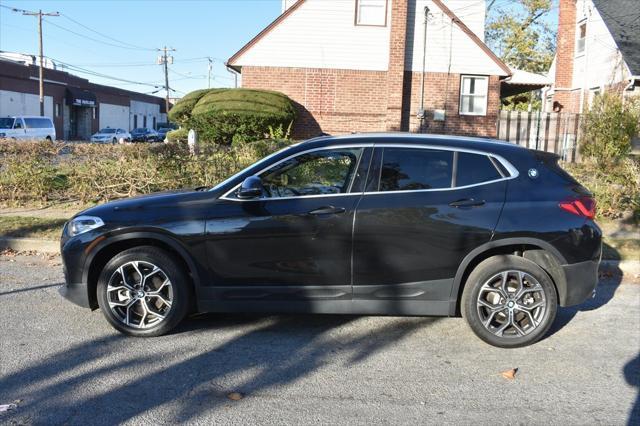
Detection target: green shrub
<box><xmin>0</xmin><ymin>139</ymin><xmax>289</xmax><ymax>206</ymax></box>
<box><xmin>169</xmin><ymin>88</ymin><xmax>296</xmax><ymax>145</ymax></box>
<box><xmin>580</xmin><ymin>93</ymin><xmax>640</xmax><ymax>167</ymax></box>
<box><xmin>564</xmin><ymin>158</ymin><xmax>640</xmax><ymax>221</ymax></box>
<box><xmin>166</xmin><ymin>128</ymin><xmax>188</xmax><ymax>143</ymax></box>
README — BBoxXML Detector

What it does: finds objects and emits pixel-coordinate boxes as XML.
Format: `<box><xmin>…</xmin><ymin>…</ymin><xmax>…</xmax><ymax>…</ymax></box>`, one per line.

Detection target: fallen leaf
<box><xmin>227</xmin><ymin>392</ymin><xmax>243</xmax><ymax>401</ymax></box>
<box><xmin>501</xmin><ymin>368</ymin><xmax>518</xmax><ymax>380</ymax></box>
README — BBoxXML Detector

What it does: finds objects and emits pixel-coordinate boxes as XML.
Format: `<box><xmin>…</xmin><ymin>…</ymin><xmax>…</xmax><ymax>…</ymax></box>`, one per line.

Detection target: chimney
<box><xmin>385</xmin><ymin>0</ymin><xmax>409</xmax><ymax>131</ymax></box>
<box><xmin>553</xmin><ymin>0</ymin><xmax>577</xmax><ymax>110</ymax></box>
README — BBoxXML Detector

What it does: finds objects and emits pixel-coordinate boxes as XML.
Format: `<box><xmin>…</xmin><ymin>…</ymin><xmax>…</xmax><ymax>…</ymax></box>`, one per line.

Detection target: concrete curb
<box><xmin>0</xmin><ymin>237</ymin><xmax>59</xmax><ymax>254</ymax></box>
<box><xmin>1</xmin><ymin>237</ymin><xmax>638</xmax><ymax>278</ymax></box>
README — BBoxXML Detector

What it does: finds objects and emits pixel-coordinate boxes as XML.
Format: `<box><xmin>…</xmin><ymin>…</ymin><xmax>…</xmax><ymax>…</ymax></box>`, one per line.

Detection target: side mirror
<box><xmin>237</xmin><ymin>176</ymin><xmax>263</xmax><ymax>199</ymax></box>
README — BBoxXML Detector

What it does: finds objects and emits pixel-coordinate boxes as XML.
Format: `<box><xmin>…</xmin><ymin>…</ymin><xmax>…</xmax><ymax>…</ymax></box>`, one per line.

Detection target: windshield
<box><xmin>99</xmin><ymin>128</ymin><xmax>116</xmax><ymax>134</ymax></box>
<box><xmin>132</xmin><ymin>128</ymin><xmax>146</xmax><ymax>132</ymax></box>
<box><xmin>0</xmin><ymin>118</ymin><xmax>15</xmax><ymax>129</ymax></box>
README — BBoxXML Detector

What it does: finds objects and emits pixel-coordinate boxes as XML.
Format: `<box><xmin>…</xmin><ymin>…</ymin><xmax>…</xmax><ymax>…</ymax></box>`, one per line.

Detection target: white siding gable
<box><xmin>572</xmin><ymin>0</ymin><xmax>631</xmax><ymax>89</ymax></box>
<box><xmin>406</xmin><ymin>0</ymin><xmax>506</xmax><ymax>75</ymax></box>
<box><xmin>233</xmin><ymin>0</ymin><xmax>506</xmax><ymax>76</ymax></box>
<box><xmin>234</xmin><ymin>0</ymin><xmax>392</xmax><ymax>71</ymax></box>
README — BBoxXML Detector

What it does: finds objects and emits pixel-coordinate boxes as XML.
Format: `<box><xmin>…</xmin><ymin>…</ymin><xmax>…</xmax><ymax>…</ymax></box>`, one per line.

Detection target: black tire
<box><xmin>97</xmin><ymin>246</ymin><xmax>192</xmax><ymax>337</ymax></box>
<box><xmin>461</xmin><ymin>255</ymin><xmax>557</xmax><ymax>348</ymax></box>
<box><xmin>112</xmin><ymin>137</ymin><xmax>117</xmax><ymax>144</ymax></box>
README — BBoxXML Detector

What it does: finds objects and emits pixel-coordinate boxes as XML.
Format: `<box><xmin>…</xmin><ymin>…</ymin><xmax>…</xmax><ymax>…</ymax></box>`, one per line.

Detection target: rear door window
<box><xmin>379</xmin><ymin>148</ymin><xmax>453</xmax><ymax>191</ymax></box>
<box><xmin>455</xmin><ymin>152</ymin><xmax>502</xmax><ymax>187</ymax></box>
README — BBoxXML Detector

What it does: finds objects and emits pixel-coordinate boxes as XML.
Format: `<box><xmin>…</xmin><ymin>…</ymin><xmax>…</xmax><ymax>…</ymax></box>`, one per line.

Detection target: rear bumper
<box><xmin>560</xmin><ymin>259</ymin><xmax>599</xmax><ymax>306</ymax></box>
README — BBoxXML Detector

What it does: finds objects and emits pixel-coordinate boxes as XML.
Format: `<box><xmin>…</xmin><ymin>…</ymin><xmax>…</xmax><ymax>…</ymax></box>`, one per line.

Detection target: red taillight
<box><xmin>559</xmin><ymin>196</ymin><xmax>596</xmax><ymax>219</ymax></box>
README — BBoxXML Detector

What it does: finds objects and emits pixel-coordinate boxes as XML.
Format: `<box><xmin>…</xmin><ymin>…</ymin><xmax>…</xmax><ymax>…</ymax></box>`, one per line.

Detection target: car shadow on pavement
<box><xmin>0</xmin><ymin>313</ymin><xmax>438</xmax><ymax>424</ymax></box>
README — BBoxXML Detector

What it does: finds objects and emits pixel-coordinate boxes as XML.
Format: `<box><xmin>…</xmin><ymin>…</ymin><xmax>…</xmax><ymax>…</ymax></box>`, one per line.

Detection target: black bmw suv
<box><xmin>60</xmin><ymin>133</ymin><xmax>601</xmax><ymax>348</ymax></box>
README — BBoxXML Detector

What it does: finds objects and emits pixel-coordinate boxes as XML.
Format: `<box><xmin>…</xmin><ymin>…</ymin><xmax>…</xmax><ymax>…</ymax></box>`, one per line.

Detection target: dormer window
<box><xmin>576</xmin><ymin>22</ymin><xmax>586</xmax><ymax>54</ymax></box>
<box><xmin>355</xmin><ymin>0</ymin><xmax>387</xmax><ymax>26</ymax></box>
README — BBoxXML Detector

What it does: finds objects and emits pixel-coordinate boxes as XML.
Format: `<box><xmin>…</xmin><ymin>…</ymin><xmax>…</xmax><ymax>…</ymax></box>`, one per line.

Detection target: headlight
<box><xmin>67</xmin><ymin>215</ymin><xmax>104</xmax><ymax>237</ymax></box>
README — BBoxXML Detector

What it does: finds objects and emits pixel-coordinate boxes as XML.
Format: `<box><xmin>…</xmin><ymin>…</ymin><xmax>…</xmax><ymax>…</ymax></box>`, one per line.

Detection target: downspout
<box><xmin>417</xmin><ymin>6</ymin><xmax>429</xmax><ymax>132</ymax></box>
<box><xmin>225</xmin><ymin>64</ymin><xmax>239</xmax><ymax>88</ymax></box>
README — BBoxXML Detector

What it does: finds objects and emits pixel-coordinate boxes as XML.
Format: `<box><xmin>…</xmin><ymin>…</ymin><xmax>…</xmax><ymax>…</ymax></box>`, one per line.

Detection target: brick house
<box><xmin>226</xmin><ymin>0</ymin><xmax>511</xmax><ymax>139</ymax></box>
<box><xmin>546</xmin><ymin>0</ymin><xmax>640</xmax><ymax>113</ymax></box>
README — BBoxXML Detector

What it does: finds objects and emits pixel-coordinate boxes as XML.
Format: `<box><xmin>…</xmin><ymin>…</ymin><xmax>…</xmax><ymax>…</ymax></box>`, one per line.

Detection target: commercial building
<box><xmin>0</xmin><ymin>55</ymin><xmax>167</xmax><ymax>140</ymax></box>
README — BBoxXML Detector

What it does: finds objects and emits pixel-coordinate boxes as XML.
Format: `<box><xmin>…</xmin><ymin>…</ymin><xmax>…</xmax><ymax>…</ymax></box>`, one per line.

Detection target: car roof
<box><xmin>7</xmin><ymin>115</ymin><xmax>52</xmax><ymax>119</ymax></box>
<box><xmin>298</xmin><ymin>132</ymin><xmax>526</xmax><ymax>156</ymax></box>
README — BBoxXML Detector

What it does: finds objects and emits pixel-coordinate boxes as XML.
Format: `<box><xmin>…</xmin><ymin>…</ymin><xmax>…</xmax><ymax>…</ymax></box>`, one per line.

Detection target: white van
<box><xmin>0</xmin><ymin>116</ymin><xmax>56</xmax><ymax>141</ymax></box>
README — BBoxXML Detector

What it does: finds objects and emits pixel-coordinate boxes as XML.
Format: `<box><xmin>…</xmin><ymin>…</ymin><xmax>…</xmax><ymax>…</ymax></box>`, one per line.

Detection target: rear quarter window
<box><xmin>455</xmin><ymin>152</ymin><xmax>502</xmax><ymax>187</ymax></box>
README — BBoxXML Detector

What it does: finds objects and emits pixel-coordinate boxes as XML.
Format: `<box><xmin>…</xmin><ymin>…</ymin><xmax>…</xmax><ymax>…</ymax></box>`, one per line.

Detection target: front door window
<box><xmin>260</xmin><ymin>149</ymin><xmax>362</xmax><ymax>198</ymax></box>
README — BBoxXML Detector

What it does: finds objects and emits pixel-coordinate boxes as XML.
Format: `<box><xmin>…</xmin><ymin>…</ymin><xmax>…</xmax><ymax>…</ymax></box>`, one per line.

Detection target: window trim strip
<box><xmin>220</xmin><ymin>143</ymin><xmax>519</xmax><ymax>202</ymax></box>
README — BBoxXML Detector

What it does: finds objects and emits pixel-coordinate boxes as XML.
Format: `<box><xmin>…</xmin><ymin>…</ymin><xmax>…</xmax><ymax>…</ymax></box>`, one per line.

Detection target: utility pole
<box><xmin>157</xmin><ymin>46</ymin><xmax>175</xmax><ymax>114</ymax></box>
<box><xmin>22</xmin><ymin>9</ymin><xmax>59</xmax><ymax>116</ymax></box>
<box><xmin>207</xmin><ymin>57</ymin><xmax>213</xmax><ymax>88</ymax></box>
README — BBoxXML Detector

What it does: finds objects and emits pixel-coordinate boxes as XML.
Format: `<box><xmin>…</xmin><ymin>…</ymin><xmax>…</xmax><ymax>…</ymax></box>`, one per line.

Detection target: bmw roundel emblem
<box><xmin>528</xmin><ymin>168</ymin><xmax>539</xmax><ymax>178</ymax></box>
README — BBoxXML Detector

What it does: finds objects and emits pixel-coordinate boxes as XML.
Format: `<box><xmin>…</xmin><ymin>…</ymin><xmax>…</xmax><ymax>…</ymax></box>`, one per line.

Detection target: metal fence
<box><xmin>496</xmin><ymin>110</ymin><xmax>581</xmax><ymax>162</ymax></box>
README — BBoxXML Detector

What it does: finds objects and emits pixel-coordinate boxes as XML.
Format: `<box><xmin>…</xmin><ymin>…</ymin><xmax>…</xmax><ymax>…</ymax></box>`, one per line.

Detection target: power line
<box><xmin>60</xmin><ymin>13</ymin><xmax>155</xmax><ymax>51</ymax></box>
<box><xmin>43</xmin><ymin>18</ymin><xmax>156</xmax><ymax>51</ymax></box>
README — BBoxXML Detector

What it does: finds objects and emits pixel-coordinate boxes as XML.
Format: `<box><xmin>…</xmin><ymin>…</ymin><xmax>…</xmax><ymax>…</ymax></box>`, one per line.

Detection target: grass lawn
<box><xmin>0</xmin><ymin>216</ymin><xmax>67</xmax><ymax>241</ymax></box>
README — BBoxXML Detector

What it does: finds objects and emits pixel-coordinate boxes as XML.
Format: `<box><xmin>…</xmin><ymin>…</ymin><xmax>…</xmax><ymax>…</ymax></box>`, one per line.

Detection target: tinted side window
<box><xmin>24</xmin><ymin>118</ymin><xmax>52</xmax><ymax>128</ymax></box>
<box><xmin>379</xmin><ymin>148</ymin><xmax>453</xmax><ymax>191</ymax></box>
<box><xmin>260</xmin><ymin>149</ymin><xmax>362</xmax><ymax>198</ymax></box>
<box><xmin>455</xmin><ymin>152</ymin><xmax>502</xmax><ymax>187</ymax></box>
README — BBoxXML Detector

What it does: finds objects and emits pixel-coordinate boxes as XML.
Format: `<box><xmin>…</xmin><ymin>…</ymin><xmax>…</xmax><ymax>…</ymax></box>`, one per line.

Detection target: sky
<box><xmin>0</xmin><ymin>0</ymin><xmax>558</xmax><ymax>99</ymax></box>
<box><xmin>0</xmin><ymin>0</ymin><xmax>283</xmax><ymax>98</ymax></box>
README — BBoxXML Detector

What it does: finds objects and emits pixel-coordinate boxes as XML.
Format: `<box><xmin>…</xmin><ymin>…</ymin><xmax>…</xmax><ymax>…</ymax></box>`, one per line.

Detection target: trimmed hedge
<box><xmin>168</xmin><ymin>88</ymin><xmax>296</xmax><ymax>145</ymax></box>
<box><xmin>0</xmin><ymin>139</ymin><xmax>288</xmax><ymax>206</ymax></box>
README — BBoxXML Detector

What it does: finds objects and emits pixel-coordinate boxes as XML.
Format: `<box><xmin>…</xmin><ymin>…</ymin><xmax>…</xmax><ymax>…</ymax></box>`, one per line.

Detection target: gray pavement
<box><xmin>0</xmin><ymin>252</ymin><xmax>638</xmax><ymax>425</ymax></box>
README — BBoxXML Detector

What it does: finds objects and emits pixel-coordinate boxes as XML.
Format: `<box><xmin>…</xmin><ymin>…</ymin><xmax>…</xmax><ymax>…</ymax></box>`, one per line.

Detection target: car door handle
<box><xmin>308</xmin><ymin>206</ymin><xmax>346</xmax><ymax>215</ymax></box>
<box><xmin>449</xmin><ymin>198</ymin><xmax>485</xmax><ymax>208</ymax></box>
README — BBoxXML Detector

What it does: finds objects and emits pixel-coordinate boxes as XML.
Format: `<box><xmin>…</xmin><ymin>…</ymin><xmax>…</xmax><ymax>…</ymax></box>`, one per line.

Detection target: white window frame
<box><xmin>576</xmin><ymin>21</ymin><xmax>587</xmax><ymax>55</ymax></box>
<box><xmin>355</xmin><ymin>0</ymin><xmax>387</xmax><ymax>27</ymax></box>
<box><xmin>459</xmin><ymin>75</ymin><xmax>489</xmax><ymax>116</ymax></box>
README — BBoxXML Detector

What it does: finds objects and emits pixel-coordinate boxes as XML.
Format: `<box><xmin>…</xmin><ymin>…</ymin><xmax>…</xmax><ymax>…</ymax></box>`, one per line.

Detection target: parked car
<box><xmin>90</xmin><ymin>128</ymin><xmax>131</xmax><ymax>144</ymax></box>
<box><xmin>0</xmin><ymin>116</ymin><xmax>56</xmax><ymax>141</ymax></box>
<box><xmin>156</xmin><ymin>127</ymin><xmax>172</xmax><ymax>141</ymax></box>
<box><xmin>130</xmin><ymin>128</ymin><xmax>160</xmax><ymax>142</ymax></box>
<box><xmin>59</xmin><ymin>133</ymin><xmax>601</xmax><ymax>348</ymax></box>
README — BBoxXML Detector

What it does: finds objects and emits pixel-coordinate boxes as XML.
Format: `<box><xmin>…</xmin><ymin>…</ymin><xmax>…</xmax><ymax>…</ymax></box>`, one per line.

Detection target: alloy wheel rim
<box><xmin>476</xmin><ymin>270</ymin><xmax>547</xmax><ymax>338</ymax></box>
<box><xmin>106</xmin><ymin>261</ymin><xmax>173</xmax><ymax>329</ymax></box>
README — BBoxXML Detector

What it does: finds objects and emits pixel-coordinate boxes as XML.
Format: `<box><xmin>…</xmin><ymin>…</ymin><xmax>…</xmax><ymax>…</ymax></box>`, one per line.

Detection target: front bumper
<box><xmin>560</xmin><ymin>259</ymin><xmax>600</xmax><ymax>306</ymax></box>
<box><xmin>59</xmin><ymin>282</ymin><xmax>91</xmax><ymax>308</ymax></box>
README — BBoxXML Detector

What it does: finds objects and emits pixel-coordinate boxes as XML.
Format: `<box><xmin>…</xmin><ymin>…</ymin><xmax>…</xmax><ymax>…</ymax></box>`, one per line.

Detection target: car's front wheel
<box><xmin>461</xmin><ymin>255</ymin><xmax>557</xmax><ymax>348</ymax></box>
<box><xmin>97</xmin><ymin>246</ymin><xmax>192</xmax><ymax>337</ymax></box>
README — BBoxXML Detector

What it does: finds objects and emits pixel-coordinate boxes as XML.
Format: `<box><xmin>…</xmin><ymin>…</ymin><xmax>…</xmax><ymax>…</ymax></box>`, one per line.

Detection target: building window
<box><xmin>133</xmin><ymin>115</ymin><xmax>138</xmax><ymax>129</ymax></box>
<box><xmin>459</xmin><ymin>75</ymin><xmax>488</xmax><ymax>116</ymax></box>
<box><xmin>576</xmin><ymin>22</ymin><xmax>586</xmax><ymax>54</ymax></box>
<box><xmin>355</xmin><ymin>0</ymin><xmax>387</xmax><ymax>26</ymax></box>
<box><xmin>153</xmin><ymin>117</ymin><xmax>156</xmax><ymax>129</ymax></box>
<box><xmin>143</xmin><ymin>115</ymin><xmax>147</xmax><ymax>128</ymax></box>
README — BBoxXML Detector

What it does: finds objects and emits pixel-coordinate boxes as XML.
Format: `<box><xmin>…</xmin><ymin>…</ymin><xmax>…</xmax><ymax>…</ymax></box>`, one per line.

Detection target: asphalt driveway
<box><xmin>1</xmin><ymin>253</ymin><xmax>638</xmax><ymax>425</ymax></box>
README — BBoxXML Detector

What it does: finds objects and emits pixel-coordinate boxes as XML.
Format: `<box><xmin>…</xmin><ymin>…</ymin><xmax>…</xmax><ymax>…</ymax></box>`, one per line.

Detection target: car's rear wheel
<box><xmin>461</xmin><ymin>255</ymin><xmax>557</xmax><ymax>348</ymax></box>
<box><xmin>97</xmin><ymin>246</ymin><xmax>191</xmax><ymax>337</ymax></box>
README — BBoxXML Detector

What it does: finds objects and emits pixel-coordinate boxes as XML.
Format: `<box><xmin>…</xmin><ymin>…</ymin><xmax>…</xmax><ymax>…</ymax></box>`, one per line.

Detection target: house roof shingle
<box><xmin>593</xmin><ymin>0</ymin><xmax>640</xmax><ymax>75</ymax></box>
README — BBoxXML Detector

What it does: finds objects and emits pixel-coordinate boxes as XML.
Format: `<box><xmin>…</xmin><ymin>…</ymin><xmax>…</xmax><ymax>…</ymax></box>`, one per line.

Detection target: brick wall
<box><xmin>242</xmin><ymin>66</ymin><xmax>389</xmax><ymax>138</ymax></box>
<box><xmin>385</xmin><ymin>0</ymin><xmax>409</xmax><ymax>131</ymax></box>
<box><xmin>553</xmin><ymin>0</ymin><xmax>577</xmax><ymax>111</ymax></box>
<box><xmin>403</xmin><ymin>72</ymin><xmax>501</xmax><ymax>137</ymax></box>
<box><xmin>242</xmin><ymin>66</ymin><xmax>501</xmax><ymax>139</ymax></box>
